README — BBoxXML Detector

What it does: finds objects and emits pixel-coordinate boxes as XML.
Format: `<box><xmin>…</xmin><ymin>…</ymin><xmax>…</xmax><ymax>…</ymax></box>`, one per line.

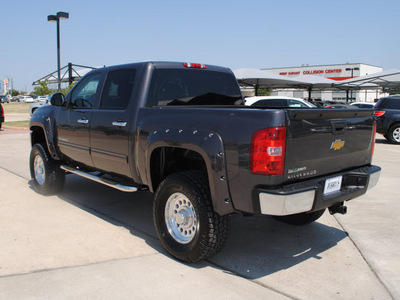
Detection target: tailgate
<box><xmin>284</xmin><ymin>109</ymin><xmax>375</xmax><ymax>183</ymax></box>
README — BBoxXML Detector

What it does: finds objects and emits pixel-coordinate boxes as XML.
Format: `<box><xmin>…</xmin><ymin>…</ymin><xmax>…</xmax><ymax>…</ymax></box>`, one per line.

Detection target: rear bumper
<box><xmin>256</xmin><ymin>165</ymin><xmax>381</xmax><ymax>216</ymax></box>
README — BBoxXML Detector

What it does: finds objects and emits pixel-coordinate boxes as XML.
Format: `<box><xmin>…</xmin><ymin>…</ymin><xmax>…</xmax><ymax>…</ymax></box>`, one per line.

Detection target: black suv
<box><xmin>375</xmin><ymin>95</ymin><xmax>400</xmax><ymax>144</ymax></box>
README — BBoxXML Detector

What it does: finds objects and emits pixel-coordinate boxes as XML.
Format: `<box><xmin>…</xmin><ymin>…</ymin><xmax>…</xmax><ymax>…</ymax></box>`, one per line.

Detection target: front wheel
<box><xmin>153</xmin><ymin>172</ymin><xmax>231</xmax><ymax>262</ymax></box>
<box><xmin>274</xmin><ymin>209</ymin><xmax>326</xmax><ymax>226</ymax></box>
<box><xmin>387</xmin><ymin>125</ymin><xmax>400</xmax><ymax>144</ymax></box>
<box><xmin>30</xmin><ymin>143</ymin><xmax>65</xmax><ymax>195</ymax></box>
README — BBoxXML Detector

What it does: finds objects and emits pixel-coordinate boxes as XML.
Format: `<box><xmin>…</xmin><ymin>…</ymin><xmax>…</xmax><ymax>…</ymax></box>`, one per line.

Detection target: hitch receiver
<box><xmin>329</xmin><ymin>202</ymin><xmax>347</xmax><ymax>215</ymax></box>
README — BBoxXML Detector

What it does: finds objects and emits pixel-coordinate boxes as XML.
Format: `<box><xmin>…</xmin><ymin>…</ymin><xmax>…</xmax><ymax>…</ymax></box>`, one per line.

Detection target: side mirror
<box><xmin>50</xmin><ymin>93</ymin><xmax>65</xmax><ymax>106</ymax></box>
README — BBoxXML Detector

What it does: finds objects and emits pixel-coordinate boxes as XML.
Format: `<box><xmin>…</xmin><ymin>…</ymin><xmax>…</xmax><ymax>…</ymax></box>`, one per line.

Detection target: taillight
<box><xmin>371</xmin><ymin>121</ymin><xmax>377</xmax><ymax>157</ymax></box>
<box><xmin>182</xmin><ymin>62</ymin><xmax>207</xmax><ymax>69</ymax></box>
<box><xmin>250</xmin><ymin>127</ymin><xmax>286</xmax><ymax>175</ymax></box>
<box><xmin>374</xmin><ymin>110</ymin><xmax>385</xmax><ymax>117</ymax></box>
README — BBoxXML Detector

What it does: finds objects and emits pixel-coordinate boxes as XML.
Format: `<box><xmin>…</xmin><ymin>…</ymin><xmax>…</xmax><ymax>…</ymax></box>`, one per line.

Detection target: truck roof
<box><xmin>92</xmin><ymin>61</ymin><xmax>233</xmax><ymax>74</ymax></box>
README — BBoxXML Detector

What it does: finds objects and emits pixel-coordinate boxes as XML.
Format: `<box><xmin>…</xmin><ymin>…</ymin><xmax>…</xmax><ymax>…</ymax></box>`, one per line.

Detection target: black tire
<box><xmin>153</xmin><ymin>172</ymin><xmax>231</xmax><ymax>263</ymax></box>
<box><xmin>387</xmin><ymin>125</ymin><xmax>400</xmax><ymax>144</ymax></box>
<box><xmin>30</xmin><ymin>143</ymin><xmax>65</xmax><ymax>195</ymax></box>
<box><xmin>274</xmin><ymin>209</ymin><xmax>326</xmax><ymax>226</ymax></box>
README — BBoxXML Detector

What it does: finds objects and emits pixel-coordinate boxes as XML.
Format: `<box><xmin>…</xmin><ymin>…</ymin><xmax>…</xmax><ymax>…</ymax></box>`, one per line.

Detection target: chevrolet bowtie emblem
<box><xmin>330</xmin><ymin>139</ymin><xmax>345</xmax><ymax>151</ymax></box>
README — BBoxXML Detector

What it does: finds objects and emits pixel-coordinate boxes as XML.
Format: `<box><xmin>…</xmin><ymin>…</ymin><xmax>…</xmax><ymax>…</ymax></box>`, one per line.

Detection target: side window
<box><xmin>251</xmin><ymin>99</ymin><xmax>285</xmax><ymax>107</ymax></box>
<box><xmin>70</xmin><ymin>73</ymin><xmax>101</xmax><ymax>109</ymax></box>
<box><xmin>288</xmin><ymin>99</ymin><xmax>308</xmax><ymax>108</ymax></box>
<box><xmin>100</xmin><ymin>69</ymin><xmax>136</xmax><ymax>109</ymax></box>
<box><xmin>387</xmin><ymin>99</ymin><xmax>400</xmax><ymax>109</ymax></box>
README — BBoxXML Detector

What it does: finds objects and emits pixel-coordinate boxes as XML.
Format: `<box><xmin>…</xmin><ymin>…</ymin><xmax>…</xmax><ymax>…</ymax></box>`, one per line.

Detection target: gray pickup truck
<box><xmin>29</xmin><ymin>61</ymin><xmax>380</xmax><ymax>262</ymax></box>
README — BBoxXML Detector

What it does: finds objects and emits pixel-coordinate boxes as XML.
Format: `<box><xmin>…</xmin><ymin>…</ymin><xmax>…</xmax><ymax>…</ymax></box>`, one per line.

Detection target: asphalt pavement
<box><xmin>0</xmin><ymin>127</ymin><xmax>397</xmax><ymax>300</ymax></box>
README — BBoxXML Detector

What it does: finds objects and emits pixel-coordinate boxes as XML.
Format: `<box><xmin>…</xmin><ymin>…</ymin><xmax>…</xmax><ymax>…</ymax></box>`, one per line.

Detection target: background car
<box><xmin>19</xmin><ymin>96</ymin><xmax>34</xmax><ymax>103</ymax></box>
<box><xmin>350</xmin><ymin>102</ymin><xmax>376</xmax><ymax>108</ymax></box>
<box><xmin>374</xmin><ymin>95</ymin><xmax>400</xmax><ymax>144</ymax></box>
<box><xmin>245</xmin><ymin>96</ymin><xmax>316</xmax><ymax>108</ymax></box>
<box><xmin>33</xmin><ymin>95</ymin><xmax>49</xmax><ymax>102</ymax></box>
<box><xmin>0</xmin><ymin>95</ymin><xmax>9</xmax><ymax>103</ymax></box>
<box><xmin>0</xmin><ymin>103</ymin><xmax>4</xmax><ymax>129</ymax></box>
<box><xmin>30</xmin><ymin>99</ymin><xmax>50</xmax><ymax>116</ymax></box>
<box><xmin>328</xmin><ymin>103</ymin><xmax>354</xmax><ymax>109</ymax></box>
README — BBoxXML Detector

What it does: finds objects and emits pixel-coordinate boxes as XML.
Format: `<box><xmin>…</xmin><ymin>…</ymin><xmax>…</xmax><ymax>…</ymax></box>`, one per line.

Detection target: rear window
<box><xmin>147</xmin><ymin>69</ymin><xmax>242</xmax><ymax>106</ymax></box>
<box><xmin>376</xmin><ymin>97</ymin><xmax>400</xmax><ymax>109</ymax></box>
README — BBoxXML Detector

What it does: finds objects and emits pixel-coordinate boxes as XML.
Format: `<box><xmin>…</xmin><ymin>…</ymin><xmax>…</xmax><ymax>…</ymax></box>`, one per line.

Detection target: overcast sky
<box><xmin>2</xmin><ymin>0</ymin><xmax>399</xmax><ymax>92</ymax></box>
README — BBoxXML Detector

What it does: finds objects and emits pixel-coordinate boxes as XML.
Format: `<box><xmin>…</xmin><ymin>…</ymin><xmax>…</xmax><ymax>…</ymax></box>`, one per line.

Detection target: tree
<box><xmin>33</xmin><ymin>81</ymin><xmax>53</xmax><ymax>96</ymax></box>
<box><xmin>256</xmin><ymin>88</ymin><xmax>272</xmax><ymax>96</ymax></box>
<box><xmin>9</xmin><ymin>89</ymin><xmax>19</xmax><ymax>96</ymax></box>
<box><xmin>388</xmin><ymin>88</ymin><xmax>400</xmax><ymax>95</ymax></box>
<box><xmin>61</xmin><ymin>82</ymin><xmax>76</xmax><ymax>95</ymax></box>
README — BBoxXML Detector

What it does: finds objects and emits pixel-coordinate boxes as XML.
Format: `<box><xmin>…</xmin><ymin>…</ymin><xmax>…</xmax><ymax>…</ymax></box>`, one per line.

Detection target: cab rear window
<box><xmin>147</xmin><ymin>69</ymin><xmax>242</xmax><ymax>106</ymax></box>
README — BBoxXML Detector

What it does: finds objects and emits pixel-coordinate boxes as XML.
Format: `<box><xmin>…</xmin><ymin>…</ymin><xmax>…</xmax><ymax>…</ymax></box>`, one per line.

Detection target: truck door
<box><xmin>56</xmin><ymin>72</ymin><xmax>103</xmax><ymax>166</ymax></box>
<box><xmin>90</xmin><ymin>68</ymin><xmax>137</xmax><ymax>177</ymax></box>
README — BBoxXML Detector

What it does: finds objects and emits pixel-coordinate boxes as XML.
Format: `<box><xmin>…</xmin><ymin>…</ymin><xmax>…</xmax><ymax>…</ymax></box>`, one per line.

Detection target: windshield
<box><xmin>147</xmin><ymin>69</ymin><xmax>243</xmax><ymax>106</ymax></box>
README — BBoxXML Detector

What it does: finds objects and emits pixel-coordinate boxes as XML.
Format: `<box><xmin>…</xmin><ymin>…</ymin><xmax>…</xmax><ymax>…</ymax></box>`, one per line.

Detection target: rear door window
<box><xmin>100</xmin><ymin>69</ymin><xmax>136</xmax><ymax>109</ymax></box>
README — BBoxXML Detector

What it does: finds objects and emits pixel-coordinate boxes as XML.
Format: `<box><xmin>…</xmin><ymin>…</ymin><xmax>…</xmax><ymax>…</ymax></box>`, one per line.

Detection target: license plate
<box><xmin>323</xmin><ymin>176</ymin><xmax>342</xmax><ymax>195</ymax></box>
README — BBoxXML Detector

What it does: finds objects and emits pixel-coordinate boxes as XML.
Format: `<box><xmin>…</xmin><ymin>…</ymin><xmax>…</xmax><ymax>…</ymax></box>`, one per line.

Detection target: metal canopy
<box><xmin>233</xmin><ymin>68</ymin><xmax>306</xmax><ymax>89</ymax></box>
<box><xmin>32</xmin><ymin>63</ymin><xmax>98</xmax><ymax>86</ymax></box>
<box><xmin>233</xmin><ymin>68</ymin><xmax>385</xmax><ymax>97</ymax></box>
<box><xmin>333</xmin><ymin>69</ymin><xmax>400</xmax><ymax>90</ymax></box>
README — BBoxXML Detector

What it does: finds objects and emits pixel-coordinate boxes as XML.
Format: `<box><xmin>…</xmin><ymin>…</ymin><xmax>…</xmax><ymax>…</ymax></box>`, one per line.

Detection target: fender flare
<box><xmin>146</xmin><ymin>127</ymin><xmax>234</xmax><ymax>216</ymax></box>
<box><xmin>30</xmin><ymin>114</ymin><xmax>60</xmax><ymax>160</ymax></box>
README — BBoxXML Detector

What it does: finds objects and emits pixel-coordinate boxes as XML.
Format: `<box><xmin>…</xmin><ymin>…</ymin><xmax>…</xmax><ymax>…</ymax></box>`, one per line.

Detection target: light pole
<box><xmin>48</xmin><ymin>11</ymin><xmax>69</xmax><ymax>92</ymax></box>
<box><xmin>345</xmin><ymin>67</ymin><xmax>359</xmax><ymax>102</ymax></box>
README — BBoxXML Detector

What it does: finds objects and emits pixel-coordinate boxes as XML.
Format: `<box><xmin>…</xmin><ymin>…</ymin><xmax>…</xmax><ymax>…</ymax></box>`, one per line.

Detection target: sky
<box><xmin>2</xmin><ymin>0</ymin><xmax>400</xmax><ymax>92</ymax></box>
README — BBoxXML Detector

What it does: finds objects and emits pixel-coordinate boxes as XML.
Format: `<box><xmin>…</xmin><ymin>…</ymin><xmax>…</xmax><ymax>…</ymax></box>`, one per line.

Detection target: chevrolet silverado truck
<box><xmin>29</xmin><ymin>61</ymin><xmax>381</xmax><ymax>262</ymax></box>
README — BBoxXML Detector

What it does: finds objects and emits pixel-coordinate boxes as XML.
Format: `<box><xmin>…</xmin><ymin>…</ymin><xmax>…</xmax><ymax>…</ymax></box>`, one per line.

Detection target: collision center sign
<box><xmin>280</xmin><ymin>69</ymin><xmax>343</xmax><ymax>76</ymax></box>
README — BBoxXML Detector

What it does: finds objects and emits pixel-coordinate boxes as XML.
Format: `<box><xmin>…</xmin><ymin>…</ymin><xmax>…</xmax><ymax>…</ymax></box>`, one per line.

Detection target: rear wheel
<box><xmin>153</xmin><ymin>172</ymin><xmax>231</xmax><ymax>262</ymax></box>
<box><xmin>30</xmin><ymin>143</ymin><xmax>65</xmax><ymax>195</ymax></box>
<box><xmin>274</xmin><ymin>209</ymin><xmax>326</xmax><ymax>226</ymax></box>
<box><xmin>387</xmin><ymin>125</ymin><xmax>400</xmax><ymax>144</ymax></box>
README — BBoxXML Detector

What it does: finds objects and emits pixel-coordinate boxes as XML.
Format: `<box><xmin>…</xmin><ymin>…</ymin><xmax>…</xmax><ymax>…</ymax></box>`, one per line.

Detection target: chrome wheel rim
<box><xmin>165</xmin><ymin>192</ymin><xmax>198</xmax><ymax>244</ymax></box>
<box><xmin>393</xmin><ymin>128</ymin><xmax>400</xmax><ymax>142</ymax></box>
<box><xmin>34</xmin><ymin>155</ymin><xmax>45</xmax><ymax>185</ymax></box>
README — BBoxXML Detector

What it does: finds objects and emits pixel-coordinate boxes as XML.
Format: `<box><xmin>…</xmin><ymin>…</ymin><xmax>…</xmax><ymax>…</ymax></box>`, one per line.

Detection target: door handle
<box><xmin>112</xmin><ymin>121</ymin><xmax>127</xmax><ymax>127</ymax></box>
<box><xmin>77</xmin><ymin>119</ymin><xmax>89</xmax><ymax>124</ymax></box>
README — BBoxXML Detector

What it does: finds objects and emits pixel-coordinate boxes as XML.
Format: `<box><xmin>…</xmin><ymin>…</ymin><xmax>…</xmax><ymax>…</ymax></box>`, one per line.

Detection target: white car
<box><xmin>19</xmin><ymin>96</ymin><xmax>34</xmax><ymax>103</ymax></box>
<box><xmin>245</xmin><ymin>96</ymin><xmax>316</xmax><ymax>108</ymax></box>
<box><xmin>30</xmin><ymin>99</ymin><xmax>50</xmax><ymax>116</ymax></box>
<box><xmin>33</xmin><ymin>95</ymin><xmax>49</xmax><ymax>102</ymax></box>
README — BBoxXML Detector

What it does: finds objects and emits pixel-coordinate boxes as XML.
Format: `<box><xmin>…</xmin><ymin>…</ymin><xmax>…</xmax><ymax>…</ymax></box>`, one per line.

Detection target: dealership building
<box><xmin>263</xmin><ymin>63</ymin><xmax>385</xmax><ymax>102</ymax></box>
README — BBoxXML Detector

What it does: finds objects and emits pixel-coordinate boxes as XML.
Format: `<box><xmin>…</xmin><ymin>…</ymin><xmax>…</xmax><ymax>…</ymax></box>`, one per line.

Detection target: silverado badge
<box><xmin>330</xmin><ymin>139</ymin><xmax>345</xmax><ymax>151</ymax></box>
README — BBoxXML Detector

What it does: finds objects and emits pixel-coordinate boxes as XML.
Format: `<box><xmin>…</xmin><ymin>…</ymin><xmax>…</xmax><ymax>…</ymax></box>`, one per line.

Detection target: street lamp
<box><xmin>48</xmin><ymin>11</ymin><xmax>69</xmax><ymax>91</ymax></box>
<box><xmin>345</xmin><ymin>67</ymin><xmax>360</xmax><ymax>102</ymax></box>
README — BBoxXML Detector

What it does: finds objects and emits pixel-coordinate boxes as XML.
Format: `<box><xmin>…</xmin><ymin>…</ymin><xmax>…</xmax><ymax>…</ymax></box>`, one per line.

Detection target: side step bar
<box><xmin>60</xmin><ymin>165</ymin><xmax>138</xmax><ymax>192</ymax></box>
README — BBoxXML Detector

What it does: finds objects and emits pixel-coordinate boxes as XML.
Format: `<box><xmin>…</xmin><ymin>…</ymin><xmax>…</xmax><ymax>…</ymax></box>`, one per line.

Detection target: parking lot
<box><xmin>0</xmin><ymin>126</ymin><xmax>398</xmax><ymax>299</ymax></box>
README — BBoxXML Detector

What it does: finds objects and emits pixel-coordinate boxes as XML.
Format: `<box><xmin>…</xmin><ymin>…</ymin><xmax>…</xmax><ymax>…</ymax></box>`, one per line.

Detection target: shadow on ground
<box><xmin>42</xmin><ymin>174</ymin><xmax>348</xmax><ymax>279</ymax></box>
